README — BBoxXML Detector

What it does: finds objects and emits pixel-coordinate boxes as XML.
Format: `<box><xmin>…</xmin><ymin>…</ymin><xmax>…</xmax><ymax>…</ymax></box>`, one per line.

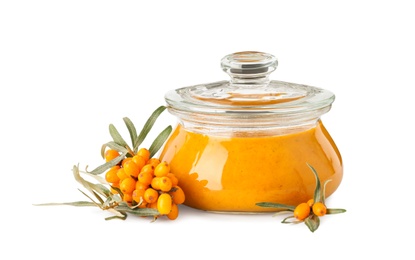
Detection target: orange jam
<box><xmin>159</xmin><ymin>120</ymin><xmax>343</xmax><ymax>212</ymax></box>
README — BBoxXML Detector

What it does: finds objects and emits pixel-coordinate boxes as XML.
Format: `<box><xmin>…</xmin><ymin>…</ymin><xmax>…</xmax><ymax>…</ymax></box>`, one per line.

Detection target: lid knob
<box><xmin>221</xmin><ymin>51</ymin><xmax>278</xmax><ymax>83</ymax></box>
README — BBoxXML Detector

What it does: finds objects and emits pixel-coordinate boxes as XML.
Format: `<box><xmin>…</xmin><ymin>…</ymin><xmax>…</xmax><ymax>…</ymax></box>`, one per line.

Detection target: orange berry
<box><xmin>166</xmin><ymin>173</ymin><xmax>178</xmax><ymax>187</ymax></box>
<box><xmin>170</xmin><ymin>186</ymin><xmax>185</xmax><ymax>205</ymax></box>
<box><xmin>159</xmin><ymin>176</ymin><xmax>172</xmax><ymax>192</ymax></box>
<box><xmin>120</xmin><ymin>177</ymin><xmax>136</xmax><ymax>194</ymax></box>
<box><xmin>147</xmin><ymin>201</ymin><xmax>158</xmax><ymax>210</ymax></box>
<box><xmin>105</xmin><ymin>166</ymin><xmax>120</xmax><ymax>183</ymax></box>
<box><xmin>294</xmin><ymin>202</ymin><xmax>311</xmax><ymax>220</ymax></box>
<box><xmin>140</xmin><ymin>164</ymin><xmax>155</xmax><ymax>175</ymax></box>
<box><xmin>312</xmin><ymin>202</ymin><xmax>327</xmax><ymax>217</ymax></box>
<box><xmin>135</xmin><ymin>181</ymin><xmax>149</xmax><ymax>192</ymax></box>
<box><xmin>116</xmin><ymin>168</ymin><xmax>128</xmax><ymax>181</ymax></box>
<box><xmin>167</xmin><ymin>203</ymin><xmax>179</xmax><ymax>220</ymax></box>
<box><xmin>138</xmin><ymin>171</ymin><xmax>153</xmax><ymax>185</ymax></box>
<box><xmin>144</xmin><ymin>188</ymin><xmax>159</xmax><ymax>204</ymax></box>
<box><xmin>132</xmin><ymin>189</ymin><xmax>145</xmax><ymax>203</ymax></box>
<box><xmin>154</xmin><ymin>161</ymin><xmax>170</xmax><ymax>177</ymax></box>
<box><xmin>105</xmin><ymin>149</ymin><xmax>120</xmax><ymax>162</ymax></box>
<box><xmin>151</xmin><ymin>177</ymin><xmax>162</xmax><ymax>190</ymax></box>
<box><xmin>137</xmin><ymin>148</ymin><xmax>150</xmax><ymax>162</ymax></box>
<box><xmin>307</xmin><ymin>199</ymin><xmax>314</xmax><ymax>207</ymax></box>
<box><xmin>124</xmin><ymin>160</ymin><xmax>140</xmax><ymax>178</ymax></box>
<box><xmin>122</xmin><ymin>193</ymin><xmax>133</xmax><ymax>203</ymax></box>
<box><xmin>121</xmin><ymin>157</ymin><xmax>132</xmax><ymax>168</ymax></box>
<box><xmin>132</xmin><ymin>155</ymin><xmax>146</xmax><ymax>170</ymax></box>
<box><xmin>157</xmin><ymin>193</ymin><xmax>172</xmax><ymax>215</ymax></box>
<box><xmin>148</xmin><ymin>158</ymin><xmax>161</xmax><ymax>167</ymax></box>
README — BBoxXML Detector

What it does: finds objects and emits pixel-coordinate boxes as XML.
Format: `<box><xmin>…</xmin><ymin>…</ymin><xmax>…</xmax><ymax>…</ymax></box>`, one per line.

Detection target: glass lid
<box><xmin>165</xmin><ymin>51</ymin><xmax>335</xmax><ymax>117</ymax></box>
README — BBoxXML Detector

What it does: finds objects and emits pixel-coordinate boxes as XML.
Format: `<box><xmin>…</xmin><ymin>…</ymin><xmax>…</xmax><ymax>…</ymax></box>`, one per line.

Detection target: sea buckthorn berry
<box><xmin>105</xmin><ymin>149</ymin><xmax>120</xmax><ymax>162</ymax></box>
<box><xmin>170</xmin><ymin>186</ymin><xmax>185</xmax><ymax>205</ymax></box>
<box><xmin>294</xmin><ymin>202</ymin><xmax>311</xmax><ymax>221</ymax></box>
<box><xmin>151</xmin><ymin>177</ymin><xmax>162</xmax><ymax>190</ymax></box>
<box><xmin>307</xmin><ymin>199</ymin><xmax>314</xmax><ymax>207</ymax></box>
<box><xmin>312</xmin><ymin>202</ymin><xmax>327</xmax><ymax>217</ymax></box>
<box><xmin>116</xmin><ymin>168</ymin><xmax>128</xmax><ymax>180</ymax></box>
<box><xmin>154</xmin><ymin>161</ymin><xmax>170</xmax><ymax>177</ymax></box>
<box><xmin>132</xmin><ymin>155</ymin><xmax>146</xmax><ymax>170</ymax></box>
<box><xmin>138</xmin><ymin>171</ymin><xmax>153</xmax><ymax>186</ymax></box>
<box><xmin>105</xmin><ymin>166</ymin><xmax>120</xmax><ymax>183</ymax></box>
<box><xmin>123</xmin><ymin>193</ymin><xmax>133</xmax><ymax>203</ymax></box>
<box><xmin>167</xmin><ymin>203</ymin><xmax>179</xmax><ymax>220</ymax></box>
<box><xmin>135</xmin><ymin>181</ymin><xmax>149</xmax><ymax>192</ymax></box>
<box><xmin>120</xmin><ymin>177</ymin><xmax>136</xmax><ymax>194</ymax></box>
<box><xmin>166</xmin><ymin>173</ymin><xmax>178</xmax><ymax>187</ymax></box>
<box><xmin>148</xmin><ymin>158</ymin><xmax>161</xmax><ymax>167</ymax></box>
<box><xmin>159</xmin><ymin>176</ymin><xmax>173</xmax><ymax>192</ymax></box>
<box><xmin>144</xmin><ymin>188</ymin><xmax>159</xmax><ymax>204</ymax></box>
<box><xmin>140</xmin><ymin>164</ymin><xmax>155</xmax><ymax>175</ymax></box>
<box><xmin>121</xmin><ymin>157</ymin><xmax>132</xmax><ymax>168</ymax></box>
<box><xmin>137</xmin><ymin>148</ymin><xmax>150</xmax><ymax>162</ymax></box>
<box><xmin>132</xmin><ymin>189</ymin><xmax>145</xmax><ymax>203</ymax></box>
<box><xmin>147</xmin><ymin>201</ymin><xmax>158</xmax><ymax>210</ymax></box>
<box><xmin>124</xmin><ymin>160</ymin><xmax>140</xmax><ymax>178</ymax></box>
<box><xmin>157</xmin><ymin>193</ymin><xmax>172</xmax><ymax>215</ymax></box>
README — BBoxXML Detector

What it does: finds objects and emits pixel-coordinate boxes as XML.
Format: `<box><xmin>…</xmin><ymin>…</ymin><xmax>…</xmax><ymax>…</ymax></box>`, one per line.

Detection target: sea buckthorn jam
<box><xmin>160</xmin><ymin>51</ymin><xmax>343</xmax><ymax>212</ymax></box>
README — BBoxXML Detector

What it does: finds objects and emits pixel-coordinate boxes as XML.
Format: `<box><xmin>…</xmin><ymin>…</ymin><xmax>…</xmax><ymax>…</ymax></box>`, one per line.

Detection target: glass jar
<box><xmin>160</xmin><ymin>51</ymin><xmax>343</xmax><ymax>213</ymax></box>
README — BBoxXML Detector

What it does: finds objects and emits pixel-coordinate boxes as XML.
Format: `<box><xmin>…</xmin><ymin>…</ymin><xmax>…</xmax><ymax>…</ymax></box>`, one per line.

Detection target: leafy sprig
<box><xmin>34</xmin><ymin>106</ymin><xmax>172</xmax><ymax>221</ymax></box>
<box><xmin>256</xmin><ymin>164</ymin><xmax>346</xmax><ymax>232</ymax></box>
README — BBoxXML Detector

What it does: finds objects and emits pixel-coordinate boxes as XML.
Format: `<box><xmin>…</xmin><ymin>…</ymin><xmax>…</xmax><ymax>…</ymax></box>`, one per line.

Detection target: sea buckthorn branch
<box><xmin>256</xmin><ymin>164</ymin><xmax>346</xmax><ymax>232</ymax></box>
<box><xmin>34</xmin><ymin>106</ymin><xmax>184</xmax><ymax>221</ymax></box>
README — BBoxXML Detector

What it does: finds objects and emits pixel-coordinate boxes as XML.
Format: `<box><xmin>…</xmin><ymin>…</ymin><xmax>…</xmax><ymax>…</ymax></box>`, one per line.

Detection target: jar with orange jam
<box><xmin>159</xmin><ymin>51</ymin><xmax>343</xmax><ymax>213</ymax></box>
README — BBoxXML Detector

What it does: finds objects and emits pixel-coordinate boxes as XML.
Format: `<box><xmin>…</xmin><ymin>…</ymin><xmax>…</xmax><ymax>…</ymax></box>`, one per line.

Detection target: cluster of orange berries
<box><xmin>104</xmin><ymin>148</ymin><xmax>185</xmax><ymax>220</ymax></box>
<box><xmin>294</xmin><ymin>199</ymin><xmax>327</xmax><ymax>221</ymax></box>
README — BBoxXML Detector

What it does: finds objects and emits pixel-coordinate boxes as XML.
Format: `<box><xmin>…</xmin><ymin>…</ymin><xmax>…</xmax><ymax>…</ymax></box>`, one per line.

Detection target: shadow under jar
<box><xmin>160</xmin><ymin>51</ymin><xmax>343</xmax><ymax>213</ymax></box>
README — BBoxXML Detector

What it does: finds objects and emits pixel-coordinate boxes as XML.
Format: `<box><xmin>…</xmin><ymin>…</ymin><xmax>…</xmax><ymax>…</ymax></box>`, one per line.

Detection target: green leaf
<box><xmin>105</xmin><ymin>213</ymin><xmax>127</xmax><ymax>221</ymax></box>
<box><xmin>272</xmin><ymin>210</ymin><xmax>295</xmax><ymax>217</ymax></box>
<box><xmin>307</xmin><ymin>163</ymin><xmax>322</xmax><ymax>203</ymax></box>
<box><xmin>88</xmin><ymin>151</ymin><xmax>127</xmax><ymax>175</ymax></box>
<box><xmin>123</xmin><ymin>117</ymin><xmax>138</xmax><ymax>149</ymax></box>
<box><xmin>326</xmin><ymin>208</ymin><xmax>347</xmax><ymax>214</ymax></box>
<box><xmin>255</xmin><ymin>202</ymin><xmax>296</xmax><ymax>211</ymax></box>
<box><xmin>281</xmin><ymin>215</ymin><xmax>302</xmax><ymax>224</ymax></box>
<box><xmin>101</xmin><ymin>142</ymin><xmax>128</xmax><ymax>158</ymax></box>
<box><xmin>115</xmin><ymin>204</ymin><xmax>160</xmax><ymax>217</ymax></box>
<box><xmin>149</xmin><ymin>125</ymin><xmax>172</xmax><ymax>158</ymax></box>
<box><xmin>33</xmin><ymin>201</ymin><xmax>96</xmax><ymax>207</ymax></box>
<box><xmin>134</xmin><ymin>106</ymin><xmax>167</xmax><ymax>152</ymax></box>
<box><xmin>109</xmin><ymin>124</ymin><xmax>128</xmax><ymax>148</ymax></box>
<box><xmin>305</xmin><ymin>214</ymin><xmax>320</xmax><ymax>232</ymax></box>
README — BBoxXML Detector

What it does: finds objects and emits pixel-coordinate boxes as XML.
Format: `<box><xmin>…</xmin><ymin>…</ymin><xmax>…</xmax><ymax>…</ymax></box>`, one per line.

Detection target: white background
<box><xmin>1</xmin><ymin>0</ymin><xmax>414</xmax><ymax>259</ymax></box>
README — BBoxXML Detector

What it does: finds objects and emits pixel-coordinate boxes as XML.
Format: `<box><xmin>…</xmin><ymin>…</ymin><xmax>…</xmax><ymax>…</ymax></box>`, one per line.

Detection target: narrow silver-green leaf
<box><xmin>326</xmin><ymin>208</ymin><xmax>347</xmax><ymax>214</ymax></box>
<box><xmin>307</xmin><ymin>163</ymin><xmax>322</xmax><ymax>203</ymax></box>
<box><xmin>134</xmin><ymin>106</ymin><xmax>167</xmax><ymax>152</ymax></box>
<box><xmin>305</xmin><ymin>214</ymin><xmax>320</xmax><ymax>232</ymax></box>
<box><xmin>33</xmin><ymin>201</ymin><xmax>96</xmax><ymax>207</ymax></box>
<box><xmin>109</xmin><ymin>124</ymin><xmax>128</xmax><ymax>147</ymax></box>
<box><xmin>105</xmin><ymin>214</ymin><xmax>127</xmax><ymax>221</ymax></box>
<box><xmin>272</xmin><ymin>210</ymin><xmax>294</xmax><ymax>217</ymax></box>
<box><xmin>88</xmin><ymin>151</ymin><xmax>127</xmax><ymax>175</ymax></box>
<box><xmin>149</xmin><ymin>125</ymin><xmax>172</xmax><ymax>158</ymax></box>
<box><xmin>281</xmin><ymin>215</ymin><xmax>301</xmax><ymax>224</ymax></box>
<box><xmin>101</xmin><ymin>142</ymin><xmax>128</xmax><ymax>158</ymax></box>
<box><xmin>256</xmin><ymin>202</ymin><xmax>296</xmax><ymax>211</ymax></box>
<box><xmin>123</xmin><ymin>117</ymin><xmax>138</xmax><ymax>149</ymax></box>
<box><xmin>115</xmin><ymin>204</ymin><xmax>159</xmax><ymax>217</ymax></box>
